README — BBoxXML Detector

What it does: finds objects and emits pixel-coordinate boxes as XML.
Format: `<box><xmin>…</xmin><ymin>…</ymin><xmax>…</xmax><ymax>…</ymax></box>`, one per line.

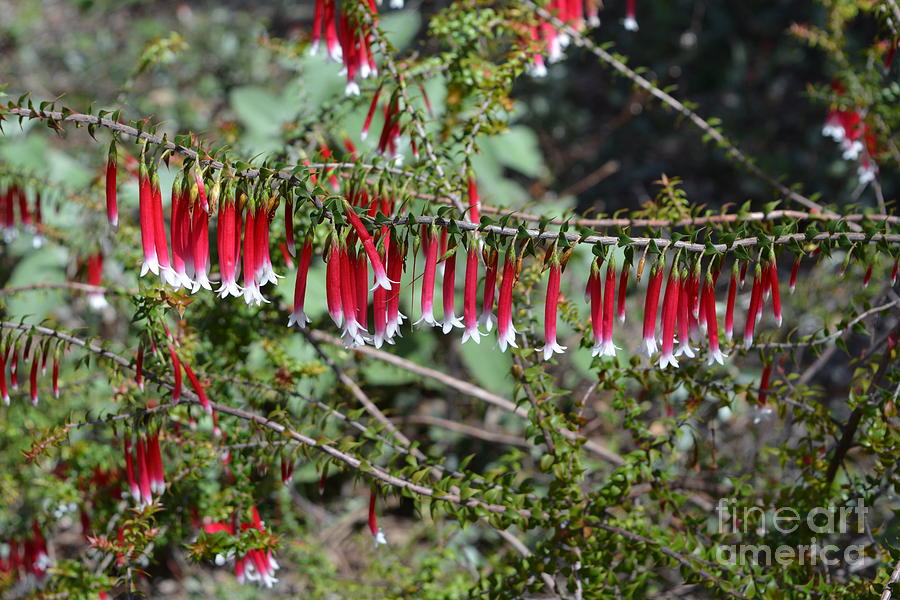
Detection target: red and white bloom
<box><xmin>462</xmin><ymin>243</ymin><xmax>482</xmax><ymax>344</ymax></box>
<box><xmin>415</xmin><ymin>226</ymin><xmax>439</xmax><ymax>328</ymax></box>
<box><xmin>539</xmin><ymin>261</ymin><xmax>566</xmax><ymax>360</ymax></box>
<box><xmin>288</xmin><ymin>238</ymin><xmax>314</xmax><ymax>328</ymax></box>
<box><xmin>642</xmin><ymin>259</ymin><xmax>664</xmax><ymax>356</ymax></box>
<box><xmin>496</xmin><ymin>251</ymin><xmax>519</xmax><ymax>352</ymax></box>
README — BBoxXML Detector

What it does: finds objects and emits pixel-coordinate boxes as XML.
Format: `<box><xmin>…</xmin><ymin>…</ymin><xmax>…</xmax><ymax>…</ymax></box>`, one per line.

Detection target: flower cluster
<box><xmin>527</xmin><ymin>0</ymin><xmax>637</xmax><ymax>76</ymax></box>
<box><xmin>0</xmin><ymin>521</ymin><xmax>51</xmax><ymax>586</ymax></box>
<box><xmin>123</xmin><ymin>431</ymin><xmax>166</xmax><ymax>507</ymax></box>
<box><xmin>0</xmin><ymin>339</ymin><xmax>59</xmax><ymax>406</ymax></box>
<box><xmin>310</xmin><ymin>0</ymin><xmax>384</xmax><ymax>96</ymax></box>
<box><xmin>202</xmin><ymin>506</ymin><xmax>281</xmax><ymax>588</ymax></box>
<box><xmin>821</xmin><ymin>81</ymin><xmax>879</xmax><ymax>183</ymax></box>
<box><xmin>0</xmin><ymin>183</ymin><xmax>43</xmax><ymax>246</ymax></box>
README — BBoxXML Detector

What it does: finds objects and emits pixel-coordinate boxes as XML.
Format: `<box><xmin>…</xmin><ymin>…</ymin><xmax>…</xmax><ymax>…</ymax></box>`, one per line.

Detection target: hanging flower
<box><xmin>539</xmin><ymin>259</ymin><xmax>566</xmax><ymax>360</ymax></box>
<box><xmin>368</xmin><ymin>489</ymin><xmax>387</xmax><ymax>547</ymax></box>
<box><xmin>138</xmin><ymin>164</ymin><xmax>159</xmax><ymax>277</ymax></box>
<box><xmin>617</xmin><ymin>263</ymin><xmax>629</xmax><ymax>323</ymax></box>
<box><xmin>600</xmin><ymin>257</ymin><xmax>619</xmax><ymax>357</ymax></box>
<box><xmin>725</xmin><ymin>261</ymin><xmax>738</xmax><ymax>342</ymax></box>
<box><xmin>86</xmin><ymin>252</ymin><xmax>108</xmax><ymax>310</ymax></box>
<box><xmin>151</xmin><ymin>171</ymin><xmax>178</xmax><ymax>287</ymax></box>
<box><xmin>642</xmin><ymin>258</ymin><xmax>665</xmax><ymax>357</ymax></box>
<box><xmin>216</xmin><ymin>190</ymin><xmax>243</xmax><ymax>298</ymax></box>
<box><xmin>743</xmin><ymin>263</ymin><xmax>764</xmax><ymax>349</ymax></box>
<box><xmin>703</xmin><ymin>275</ymin><xmax>727</xmax><ymax>365</ymax></box>
<box><xmin>325</xmin><ymin>241</ymin><xmax>344</xmax><ymax>328</ymax></box>
<box><xmin>415</xmin><ymin>226</ymin><xmax>439</xmax><ymax>328</ymax></box>
<box><xmin>106</xmin><ymin>142</ymin><xmax>118</xmax><ymax>229</ymax></box>
<box><xmin>385</xmin><ymin>233</ymin><xmax>407</xmax><ymax>341</ymax></box>
<box><xmin>658</xmin><ymin>263</ymin><xmax>680</xmax><ymax>369</ymax></box>
<box><xmin>462</xmin><ymin>242</ymin><xmax>481</xmax><ymax>344</ymax></box>
<box><xmin>589</xmin><ymin>258</ymin><xmax>603</xmax><ymax>356</ymax></box>
<box><xmin>496</xmin><ymin>250</ymin><xmax>519</xmax><ymax>352</ymax></box>
<box><xmin>440</xmin><ymin>244</ymin><xmax>463</xmax><ymax>334</ymax></box>
<box><xmin>624</xmin><ymin>0</ymin><xmax>638</xmax><ymax>31</ymax></box>
<box><xmin>288</xmin><ymin>237</ymin><xmax>314</xmax><ymax>328</ymax></box>
<box><xmin>343</xmin><ymin>199</ymin><xmax>392</xmax><ymax>291</ymax></box>
<box><xmin>676</xmin><ymin>265</ymin><xmax>695</xmax><ymax>360</ymax></box>
<box><xmin>479</xmin><ymin>246</ymin><xmax>499</xmax><ymax>331</ymax></box>
<box><xmin>190</xmin><ymin>186</ymin><xmax>213</xmax><ymax>293</ymax></box>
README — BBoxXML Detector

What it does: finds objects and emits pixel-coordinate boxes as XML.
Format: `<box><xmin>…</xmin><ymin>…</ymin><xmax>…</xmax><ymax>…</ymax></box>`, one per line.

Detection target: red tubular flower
<box><xmin>151</xmin><ymin>172</ymin><xmax>177</xmax><ymax>287</ymax></box>
<box><xmin>148</xmin><ymin>431</ymin><xmax>165</xmax><ymax>495</ymax></box>
<box><xmin>280</xmin><ymin>455</ymin><xmax>294</xmax><ymax>485</ymax></box>
<box><xmin>135</xmin><ymin>435</ymin><xmax>152</xmax><ymax>506</ymax></box>
<box><xmin>385</xmin><ymin>234</ymin><xmax>406</xmax><ymax>341</ymax></box>
<box><xmin>863</xmin><ymin>264</ymin><xmax>873</xmax><ymax>288</ymax></box>
<box><xmin>325</xmin><ymin>242</ymin><xmax>344</xmax><ymax>328</ymax></box>
<box><xmin>191</xmin><ymin>201</ymin><xmax>212</xmax><ymax>293</ymax></box>
<box><xmin>373</xmin><ymin>268</ymin><xmax>388</xmax><ymax>348</ymax></box>
<box><xmin>10</xmin><ymin>349</ymin><xmax>19</xmax><ymax>390</ymax></box>
<box><xmin>642</xmin><ymin>259</ymin><xmax>665</xmax><ymax>357</ymax></box>
<box><xmin>467</xmin><ymin>176</ymin><xmax>480</xmax><ymax>224</ymax></box>
<box><xmin>124</xmin><ymin>436</ymin><xmax>139</xmax><ymax>501</ymax></box>
<box><xmin>241</xmin><ymin>207</ymin><xmax>264</xmax><ymax>305</ymax></box>
<box><xmin>17</xmin><ymin>187</ymin><xmax>31</xmax><ymax>228</ymax></box>
<box><xmin>589</xmin><ymin>260</ymin><xmax>603</xmax><ymax>355</ymax></box>
<box><xmin>106</xmin><ymin>143</ymin><xmax>118</xmax><ymax>229</ymax></box>
<box><xmin>183</xmin><ymin>362</ymin><xmax>212</xmax><ymax>414</ymax></box>
<box><xmin>361</xmin><ymin>85</ymin><xmax>382</xmax><ymax>141</ymax></box>
<box><xmin>596</xmin><ymin>258</ymin><xmax>618</xmax><ymax>357</ymax></box>
<box><xmin>441</xmin><ymin>246</ymin><xmax>463</xmax><ymax>334</ymax></box>
<box><xmin>339</xmin><ymin>243</ymin><xmax>365</xmax><ymax>346</ymax></box>
<box><xmin>415</xmin><ymin>226</ymin><xmax>439</xmax><ymax>328</ymax></box>
<box><xmin>617</xmin><ymin>264</ymin><xmax>628</xmax><ymax>323</ymax></box>
<box><xmin>0</xmin><ymin>345</ymin><xmax>9</xmax><ymax>405</ymax></box>
<box><xmin>725</xmin><ymin>262</ymin><xmax>738</xmax><ymax>342</ymax></box>
<box><xmin>624</xmin><ymin>0</ymin><xmax>638</xmax><ymax>30</ymax></box>
<box><xmin>658</xmin><ymin>265</ymin><xmax>680</xmax><ymax>369</ymax></box>
<box><xmin>353</xmin><ymin>249</ymin><xmax>369</xmax><ymax>331</ymax></box>
<box><xmin>284</xmin><ymin>197</ymin><xmax>295</xmax><ymax>256</ymax></box>
<box><xmin>789</xmin><ymin>256</ymin><xmax>800</xmax><ymax>294</ymax></box>
<box><xmin>739</xmin><ymin>261</ymin><xmax>748</xmax><ymax>289</ymax></box>
<box><xmin>769</xmin><ymin>257</ymin><xmax>782</xmax><ymax>326</ymax></box>
<box><xmin>138</xmin><ymin>165</ymin><xmax>159</xmax><ymax>276</ymax></box>
<box><xmin>479</xmin><ymin>247</ymin><xmax>499</xmax><ymax>331</ymax></box>
<box><xmin>496</xmin><ymin>251</ymin><xmax>519</xmax><ymax>352</ymax></box>
<box><xmin>743</xmin><ymin>264</ymin><xmax>763</xmax><ymax>349</ymax></box>
<box><xmin>219</xmin><ymin>194</ymin><xmax>243</xmax><ymax>298</ymax></box>
<box><xmin>168</xmin><ymin>346</ymin><xmax>182</xmax><ymax>403</ymax></box>
<box><xmin>86</xmin><ymin>252</ymin><xmax>108</xmax><ymax>310</ymax></box>
<box><xmin>135</xmin><ymin>345</ymin><xmax>144</xmax><ymax>391</ymax></box>
<box><xmin>255</xmin><ymin>205</ymin><xmax>279</xmax><ymax>289</ymax></box>
<box><xmin>757</xmin><ymin>363</ymin><xmax>772</xmax><ymax>406</ymax></box>
<box><xmin>676</xmin><ymin>267</ymin><xmax>696</xmax><ymax>360</ymax></box>
<box><xmin>703</xmin><ymin>277</ymin><xmax>727</xmax><ymax>365</ymax></box>
<box><xmin>29</xmin><ymin>353</ymin><xmax>39</xmax><ymax>406</ymax></box>
<box><xmin>288</xmin><ymin>238</ymin><xmax>314</xmax><ymax>328</ymax></box>
<box><xmin>539</xmin><ymin>261</ymin><xmax>566</xmax><ymax>360</ymax></box>
<box><xmin>343</xmin><ymin>200</ymin><xmax>391</xmax><ymax>291</ymax></box>
<box><xmin>368</xmin><ymin>489</ymin><xmax>387</xmax><ymax>547</ymax></box>
<box><xmin>462</xmin><ymin>243</ymin><xmax>481</xmax><ymax>344</ymax></box>
<box><xmin>52</xmin><ymin>356</ymin><xmax>59</xmax><ymax>399</ymax></box>
<box><xmin>279</xmin><ymin>242</ymin><xmax>293</xmax><ymax>269</ymax></box>
<box><xmin>170</xmin><ymin>179</ymin><xmax>190</xmax><ymax>289</ymax></box>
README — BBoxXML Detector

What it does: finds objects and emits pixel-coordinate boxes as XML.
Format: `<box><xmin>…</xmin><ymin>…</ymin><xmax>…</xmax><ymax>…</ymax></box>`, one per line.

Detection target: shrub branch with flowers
<box><xmin>0</xmin><ymin>0</ymin><xmax>898</xmax><ymax>598</ymax></box>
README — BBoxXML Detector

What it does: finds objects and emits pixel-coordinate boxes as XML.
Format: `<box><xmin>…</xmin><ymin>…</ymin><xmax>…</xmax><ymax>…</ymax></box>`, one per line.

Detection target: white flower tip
<box><xmin>529</xmin><ymin>63</ymin><xmax>548</xmax><ymax>78</ymax></box>
<box><xmin>88</xmin><ymin>294</ymin><xmax>109</xmax><ymax>311</ymax></box>
<box><xmin>707</xmin><ymin>349</ymin><xmax>728</xmax><ymax>366</ymax></box>
<box><xmin>389</xmin><ymin>0</ymin><xmax>403</xmax><ymax>7</ymax></box>
<box><xmin>658</xmin><ymin>354</ymin><xmax>679</xmax><ymax>369</ymax></box>
<box><xmin>587</xmin><ymin>15</ymin><xmax>601</xmax><ymax>27</ymax></box>
<box><xmin>624</xmin><ymin>17</ymin><xmax>639</xmax><ymax>31</ymax></box>
<box><xmin>373</xmin><ymin>529</ymin><xmax>387</xmax><ymax>547</ymax></box>
<box><xmin>345</xmin><ymin>82</ymin><xmax>361</xmax><ymax>96</ymax></box>
<box><xmin>287</xmin><ymin>311</ymin><xmax>310</xmax><ymax>328</ymax></box>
